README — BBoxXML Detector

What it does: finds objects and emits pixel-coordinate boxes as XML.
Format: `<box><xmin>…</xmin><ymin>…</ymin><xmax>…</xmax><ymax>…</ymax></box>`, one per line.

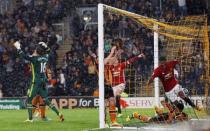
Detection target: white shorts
<box><xmin>165</xmin><ymin>84</ymin><xmax>184</xmax><ymax>102</ymax></box>
<box><xmin>112</xmin><ymin>83</ymin><xmax>125</xmax><ymax>96</ymax></box>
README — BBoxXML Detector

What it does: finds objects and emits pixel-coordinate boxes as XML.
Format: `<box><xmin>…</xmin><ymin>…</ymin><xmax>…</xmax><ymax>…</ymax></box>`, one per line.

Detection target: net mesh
<box><xmin>102</xmin><ymin>4</ymin><xmax>209</xmax><ymax>129</ymax></box>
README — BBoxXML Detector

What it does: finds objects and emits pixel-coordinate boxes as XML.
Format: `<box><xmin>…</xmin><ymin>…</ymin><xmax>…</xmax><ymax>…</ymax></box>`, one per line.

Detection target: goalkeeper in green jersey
<box><xmin>14</xmin><ymin>41</ymin><xmax>64</xmax><ymax>122</ymax></box>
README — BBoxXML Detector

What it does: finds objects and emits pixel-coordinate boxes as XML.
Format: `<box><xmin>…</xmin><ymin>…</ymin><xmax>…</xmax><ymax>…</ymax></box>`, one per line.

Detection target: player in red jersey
<box><xmin>108</xmin><ymin>54</ymin><xmax>145</xmax><ymax>94</ymax></box>
<box><xmin>147</xmin><ymin>57</ymin><xmax>200</xmax><ymax>111</ymax></box>
<box><xmin>107</xmin><ymin>50</ymin><xmax>145</xmax><ymax>116</ymax></box>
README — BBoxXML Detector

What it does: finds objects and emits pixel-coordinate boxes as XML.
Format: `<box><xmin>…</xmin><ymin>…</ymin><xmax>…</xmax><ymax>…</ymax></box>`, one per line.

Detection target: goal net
<box><xmin>98</xmin><ymin>4</ymin><xmax>209</xmax><ymax>130</ymax></box>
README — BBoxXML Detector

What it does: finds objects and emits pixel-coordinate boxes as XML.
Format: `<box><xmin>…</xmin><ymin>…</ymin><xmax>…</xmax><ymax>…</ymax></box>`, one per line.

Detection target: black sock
<box><xmin>27</xmin><ymin>104</ymin><xmax>33</xmax><ymax>120</ymax></box>
<box><xmin>116</xmin><ymin>95</ymin><xmax>121</xmax><ymax>114</ymax></box>
<box><xmin>183</xmin><ymin>97</ymin><xmax>196</xmax><ymax>108</ymax></box>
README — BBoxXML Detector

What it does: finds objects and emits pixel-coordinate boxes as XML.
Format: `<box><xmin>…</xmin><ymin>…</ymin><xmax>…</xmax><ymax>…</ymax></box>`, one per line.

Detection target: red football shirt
<box><xmin>151</xmin><ymin>60</ymin><xmax>179</xmax><ymax>92</ymax></box>
<box><xmin>108</xmin><ymin>56</ymin><xmax>140</xmax><ymax>87</ymax></box>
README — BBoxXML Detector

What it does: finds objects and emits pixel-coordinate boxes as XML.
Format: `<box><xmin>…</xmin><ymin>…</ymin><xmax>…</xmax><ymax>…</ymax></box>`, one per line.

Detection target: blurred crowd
<box><xmin>0</xmin><ymin>0</ymin><xmax>65</xmax><ymax>97</ymax></box>
<box><xmin>68</xmin><ymin>0</ymin><xmax>208</xmax><ymax>97</ymax></box>
<box><xmin>0</xmin><ymin>0</ymin><xmax>208</xmax><ymax>97</ymax></box>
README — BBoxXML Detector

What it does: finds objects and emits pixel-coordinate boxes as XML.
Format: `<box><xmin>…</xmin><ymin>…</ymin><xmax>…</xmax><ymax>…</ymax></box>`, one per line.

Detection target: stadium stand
<box><xmin>0</xmin><ymin>0</ymin><xmax>208</xmax><ymax>97</ymax></box>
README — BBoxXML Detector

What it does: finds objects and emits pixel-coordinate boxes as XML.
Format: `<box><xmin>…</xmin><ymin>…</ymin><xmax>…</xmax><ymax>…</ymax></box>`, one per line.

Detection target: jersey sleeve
<box><xmin>170</xmin><ymin>60</ymin><xmax>180</xmax><ymax>68</ymax></box>
<box><xmin>151</xmin><ymin>68</ymin><xmax>160</xmax><ymax>80</ymax></box>
<box><xmin>17</xmin><ymin>49</ymin><xmax>33</xmax><ymax>61</ymax></box>
<box><xmin>121</xmin><ymin>56</ymin><xmax>140</xmax><ymax>68</ymax></box>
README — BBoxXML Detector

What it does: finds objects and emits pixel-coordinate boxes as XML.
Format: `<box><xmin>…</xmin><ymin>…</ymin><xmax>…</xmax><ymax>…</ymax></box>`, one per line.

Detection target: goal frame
<box><xmin>97</xmin><ymin>3</ymin><xmax>160</xmax><ymax>128</ymax></box>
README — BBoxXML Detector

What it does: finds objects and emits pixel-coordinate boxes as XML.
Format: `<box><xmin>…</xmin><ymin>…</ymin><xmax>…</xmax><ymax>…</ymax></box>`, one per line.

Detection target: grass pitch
<box><xmin>0</xmin><ymin>108</ymin><xmax>206</xmax><ymax>131</ymax></box>
<box><xmin>0</xmin><ymin>109</ymin><xmax>99</xmax><ymax>131</ymax></box>
<box><xmin>0</xmin><ymin>108</ymin><xmax>154</xmax><ymax>131</ymax></box>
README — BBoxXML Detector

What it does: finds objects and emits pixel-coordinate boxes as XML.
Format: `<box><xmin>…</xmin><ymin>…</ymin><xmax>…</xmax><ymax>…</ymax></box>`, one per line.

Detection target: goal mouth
<box><xmin>98</xmin><ymin>3</ymin><xmax>209</xmax><ymax>129</ymax></box>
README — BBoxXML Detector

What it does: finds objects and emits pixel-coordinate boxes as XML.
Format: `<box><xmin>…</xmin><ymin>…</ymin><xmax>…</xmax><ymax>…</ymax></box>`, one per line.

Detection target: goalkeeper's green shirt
<box><xmin>17</xmin><ymin>49</ymin><xmax>50</xmax><ymax>83</ymax></box>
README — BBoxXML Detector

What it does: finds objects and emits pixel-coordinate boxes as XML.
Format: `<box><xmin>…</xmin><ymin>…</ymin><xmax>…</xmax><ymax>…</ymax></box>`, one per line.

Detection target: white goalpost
<box><xmin>98</xmin><ymin>3</ymin><xmax>105</xmax><ymax>129</ymax></box>
<box><xmin>154</xmin><ymin>25</ymin><xmax>159</xmax><ymax>107</ymax></box>
<box><xmin>98</xmin><ymin>3</ymin><xmax>160</xmax><ymax>129</ymax></box>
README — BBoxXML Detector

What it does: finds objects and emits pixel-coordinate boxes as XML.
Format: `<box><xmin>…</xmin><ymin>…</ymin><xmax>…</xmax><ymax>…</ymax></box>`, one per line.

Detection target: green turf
<box><xmin>0</xmin><ymin>108</ymin><xmax>155</xmax><ymax>131</ymax></box>
<box><xmin>0</xmin><ymin>109</ymin><xmax>99</xmax><ymax>131</ymax></box>
<box><xmin>0</xmin><ymin>108</ymin><xmax>206</xmax><ymax>131</ymax></box>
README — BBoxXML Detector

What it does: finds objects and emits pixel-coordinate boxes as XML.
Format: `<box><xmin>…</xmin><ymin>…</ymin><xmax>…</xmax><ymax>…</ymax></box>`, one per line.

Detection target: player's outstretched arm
<box><xmin>146</xmin><ymin>69</ymin><xmax>158</xmax><ymax>89</ymax></box>
<box><xmin>125</xmin><ymin>53</ymin><xmax>145</xmax><ymax>66</ymax></box>
<box><xmin>14</xmin><ymin>41</ymin><xmax>33</xmax><ymax>61</ymax></box>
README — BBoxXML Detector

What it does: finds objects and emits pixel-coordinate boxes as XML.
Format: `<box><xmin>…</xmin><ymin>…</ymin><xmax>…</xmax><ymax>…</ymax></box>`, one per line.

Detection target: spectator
<box><xmin>0</xmin><ymin>0</ymin><xmax>207</xmax><ymax>97</ymax></box>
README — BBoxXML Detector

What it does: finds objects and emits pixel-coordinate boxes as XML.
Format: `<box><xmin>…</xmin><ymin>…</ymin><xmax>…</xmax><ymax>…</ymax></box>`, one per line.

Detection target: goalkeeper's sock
<box><xmin>49</xmin><ymin>103</ymin><xmax>60</xmax><ymax>116</ymax></box>
<box><xmin>27</xmin><ymin>104</ymin><xmax>33</xmax><ymax>120</ymax></box>
<box><xmin>183</xmin><ymin>97</ymin><xmax>196</xmax><ymax>108</ymax></box>
<box><xmin>28</xmin><ymin>110</ymin><xmax>33</xmax><ymax>120</ymax></box>
<box><xmin>116</xmin><ymin>95</ymin><xmax>121</xmax><ymax>114</ymax></box>
<box><xmin>45</xmin><ymin>99</ymin><xmax>60</xmax><ymax>115</ymax></box>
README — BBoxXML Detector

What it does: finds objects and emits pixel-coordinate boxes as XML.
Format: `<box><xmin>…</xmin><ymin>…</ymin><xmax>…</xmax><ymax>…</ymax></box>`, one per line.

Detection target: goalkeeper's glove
<box><xmin>14</xmin><ymin>41</ymin><xmax>21</xmax><ymax>50</ymax></box>
<box><xmin>38</xmin><ymin>42</ymin><xmax>48</xmax><ymax>48</ymax></box>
